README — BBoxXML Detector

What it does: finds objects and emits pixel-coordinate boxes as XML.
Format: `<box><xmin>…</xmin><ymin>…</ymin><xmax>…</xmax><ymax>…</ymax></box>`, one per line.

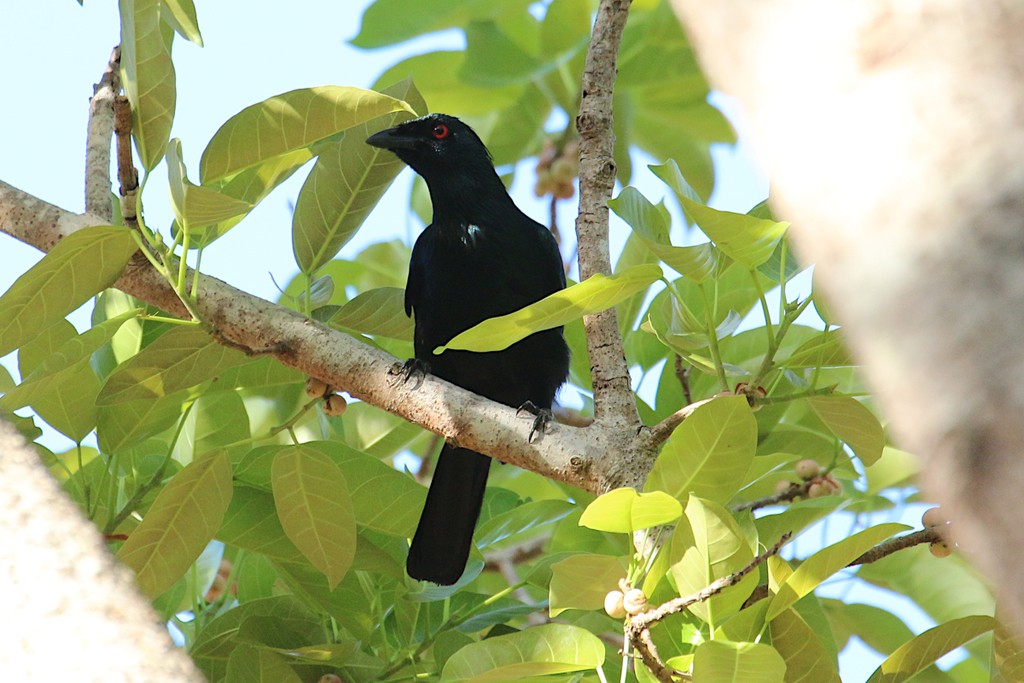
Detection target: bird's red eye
<box><xmin>432</xmin><ymin>123</ymin><xmax>449</xmax><ymax>139</ymax></box>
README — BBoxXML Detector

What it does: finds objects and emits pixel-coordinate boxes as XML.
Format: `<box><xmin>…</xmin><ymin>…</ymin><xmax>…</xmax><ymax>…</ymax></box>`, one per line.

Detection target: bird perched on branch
<box><xmin>367</xmin><ymin>114</ymin><xmax>570</xmax><ymax>585</ymax></box>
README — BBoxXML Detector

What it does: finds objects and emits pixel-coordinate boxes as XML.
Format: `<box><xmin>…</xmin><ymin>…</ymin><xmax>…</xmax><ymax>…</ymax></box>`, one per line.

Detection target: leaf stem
<box><xmin>697</xmin><ymin>283</ymin><xmax>730</xmax><ymax>391</ymax></box>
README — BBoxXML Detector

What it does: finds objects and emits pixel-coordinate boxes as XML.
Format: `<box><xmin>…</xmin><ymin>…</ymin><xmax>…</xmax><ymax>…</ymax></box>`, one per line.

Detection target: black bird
<box><xmin>367</xmin><ymin>114</ymin><xmax>570</xmax><ymax>585</ymax></box>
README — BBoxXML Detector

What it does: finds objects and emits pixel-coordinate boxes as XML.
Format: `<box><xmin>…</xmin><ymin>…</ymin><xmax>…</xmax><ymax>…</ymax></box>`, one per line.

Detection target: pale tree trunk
<box><xmin>671</xmin><ymin>0</ymin><xmax>1024</xmax><ymax>630</ymax></box>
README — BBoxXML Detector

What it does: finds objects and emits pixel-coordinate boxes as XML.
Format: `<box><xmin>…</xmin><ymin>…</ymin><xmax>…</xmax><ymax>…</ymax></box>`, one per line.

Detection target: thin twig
<box><xmin>85</xmin><ymin>46</ymin><xmax>121</xmax><ymax>220</ymax></box>
<box><xmin>673</xmin><ymin>355</ymin><xmax>692</xmax><ymax>405</ymax></box>
<box><xmin>848</xmin><ymin>527</ymin><xmax>945</xmax><ymax>566</ymax></box>
<box><xmin>626</xmin><ymin>533</ymin><xmax>791</xmax><ymax>681</ymax></box>
<box><xmin>575</xmin><ymin>0</ymin><xmax>638</xmax><ymax>428</ymax></box>
<box><xmin>114</xmin><ymin>95</ymin><xmax>139</xmax><ymax>229</ymax></box>
<box><xmin>644</xmin><ymin>396</ymin><xmax>717</xmax><ymax>448</ymax></box>
<box><xmin>732</xmin><ymin>480</ymin><xmax>813</xmax><ymax>513</ymax></box>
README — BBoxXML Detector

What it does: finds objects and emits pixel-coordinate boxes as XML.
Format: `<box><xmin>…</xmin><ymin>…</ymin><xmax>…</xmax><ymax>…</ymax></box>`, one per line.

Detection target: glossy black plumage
<box><xmin>367</xmin><ymin>114</ymin><xmax>570</xmax><ymax>585</ymax></box>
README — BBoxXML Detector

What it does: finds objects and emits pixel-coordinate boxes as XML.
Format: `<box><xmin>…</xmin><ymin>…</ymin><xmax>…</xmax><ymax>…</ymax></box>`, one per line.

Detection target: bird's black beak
<box><xmin>366</xmin><ymin>126</ymin><xmax>416</xmax><ymax>151</ymax></box>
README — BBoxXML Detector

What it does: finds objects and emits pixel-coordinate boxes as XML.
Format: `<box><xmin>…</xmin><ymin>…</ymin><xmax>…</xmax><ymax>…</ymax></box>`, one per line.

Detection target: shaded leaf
<box><xmin>166</xmin><ymin>138</ymin><xmax>253</xmax><ymax>246</ymax></box>
<box><xmin>117</xmin><ymin>452</ymin><xmax>233</xmax><ymax>599</ymax></box>
<box><xmin>770</xmin><ymin>607</ymin><xmax>841</xmax><ymax>683</ymax></box>
<box><xmin>162</xmin><ymin>0</ymin><xmax>202</xmax><ymax>45</ymax></box>
<box><xmin>440</xmin><ymin>623</ymin><xmax>604</xmax><ymax>682</ymax></box>
<box><xmin>807</xmin><ymin>396</ymin><xmax>885</xmax><ymax>466</ymax></box>
<box><xmin>549</xmin><ymin>554</ymin><xmax>631</xmax><ymax>617</ymax></box>
<box><xmin>271</xmin><ymin>446</ymin><xmax>356</xmax><ymax>589</ymax></box>
<box><xmin>325</xmin><ymin>286</ymin><xmax>413</xmax><ymax>340</ymax></box>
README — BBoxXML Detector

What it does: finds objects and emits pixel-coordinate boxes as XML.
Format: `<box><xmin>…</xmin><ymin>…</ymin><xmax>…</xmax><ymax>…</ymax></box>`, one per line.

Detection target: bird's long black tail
<box><xmin>406</xmin><ymin>445</ymin><xmax>491</xmax><ymax>585</ymax></box>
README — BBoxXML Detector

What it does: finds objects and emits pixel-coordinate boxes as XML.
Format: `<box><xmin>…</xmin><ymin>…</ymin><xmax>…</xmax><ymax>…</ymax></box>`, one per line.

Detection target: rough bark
<box><xmin>671</xmin><ymin>0</ymin><xmax>1024</xmax><ymax>630</ymax></box>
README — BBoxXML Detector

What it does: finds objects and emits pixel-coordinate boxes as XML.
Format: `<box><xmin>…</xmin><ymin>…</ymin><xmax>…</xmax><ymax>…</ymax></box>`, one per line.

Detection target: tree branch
<box><xmin>85</xmin><ymin>45</ymin><xmax>121</xmax><ymax>220</ymax></box>
<box><xmin>575</xmin><ymin>0</ymin><xmax>639</xmax><ymax>430</ymax></box>
<box><xmin>0</xmin><ymin>179</ymin><xmax>620</xmax><ymax>493</ymax></box>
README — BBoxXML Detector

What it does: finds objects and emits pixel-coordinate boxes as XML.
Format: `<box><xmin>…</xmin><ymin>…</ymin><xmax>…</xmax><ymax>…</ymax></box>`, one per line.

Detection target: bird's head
<box><xmin>366</xmin><ymin>113</ymin><xmax>494</xmax><ymax>180</ymax></box>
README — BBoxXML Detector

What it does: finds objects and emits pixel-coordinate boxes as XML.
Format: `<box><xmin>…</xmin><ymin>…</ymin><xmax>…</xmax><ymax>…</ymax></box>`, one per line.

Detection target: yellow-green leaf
<box><xmin>679</xmin><ymin>195</ymin><xmax>789</xmax><ymax>270</ymax></box>
<box><xmin>200</xmin><ymin>86</ymin><xmax>415</xmax><ymax>185</ymax></box>
<box><xmin>271</xmin><ymin>446</ymin><xmax>356</xmax><ymax>589</ymax></box>
<box><xmin>293</xmin><ymin>79</ymin><xmax>427</xmax><ymax>273</ymax></box>
<box><xmin>807</xmin><ymin>395</ymin><xmax>885</xmax><ymax>466</ymax></box>
<box><xmin>162</xmin><ymin>0</ymin><xmax>202</xmax><ymax>45</ymax></box>
<box><xmin>549</xmin><ymin>554</ymin><xmax>631</xmax><ymax>617</ymax></box>
<box><xmin>770</xmin><ymin>608</ymin><xmax>841</xmax><ymax>683</ymax></box>
<box><xmin>866</xmin><ymin>615</ymin><xmax>996</xmax><ymax>683</ymax></box>
<box><xmin>692</xmin><ymin>641</ymin><xmax>786</xmax><ymax>683</ymax></box>
<box><xmin>438</xmin><ymin>264</ymin><xmax>662</xmax><ymax>353</ymax></box>
<box><xmin>645</xmin><ymin>396</ymin><xmax>757</xmax><ymax>506</ymax></box>
<box><xmin>166</xmin><ymin>138</ymin><xmax>253</xmax><ymax>246</ymax></box>
<box><xmin>578</xmin><ymin>488</ymin><xmax>682</xmax><ymax>533</ymax></box>
<box><xmin>767</xmin><ymin>523</ymin><xmax>909</xmax><ymax>621</ymax></box>
<box><xmin>120</xmin><ymin>0</ymin><xmax>175</xmax><ymax>170</ymax></box>
<box><xmin>608</xmin><ymin>186</ymin><xmax>721</xmax><ymax>282</ymax></box>
<box><xmin>0</xmin><ymin>225</ymin><xmax>137</xmax><ymax>358</ymax></box>
<box><xmin>440</xmin><ymin>623</ymin><xmax>604</xmax><ymax>682</ymax></box>
<box><xmin>118</xmin><ymin>452</ymin><xmax>233</xmax><ymax>599</ymax></box>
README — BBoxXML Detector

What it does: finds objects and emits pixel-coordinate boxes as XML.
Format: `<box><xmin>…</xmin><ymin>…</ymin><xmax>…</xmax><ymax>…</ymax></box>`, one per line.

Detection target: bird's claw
<box><xmin>517</xmin><ymin>400</ymin><xmax>554</xmax><ymax>443</ymax></box>
<box><xmin>388</xmin><ymin>358</ymin><xmax>430</xmax><ymax>388</ymax></box>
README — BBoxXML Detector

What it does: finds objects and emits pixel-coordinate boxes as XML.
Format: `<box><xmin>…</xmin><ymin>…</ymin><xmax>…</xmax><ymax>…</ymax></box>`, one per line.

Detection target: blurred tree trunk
<box><xmin>671</xmin><ymin>0</ymin><xmax>1024</xmax><ymax>631</ymax></box>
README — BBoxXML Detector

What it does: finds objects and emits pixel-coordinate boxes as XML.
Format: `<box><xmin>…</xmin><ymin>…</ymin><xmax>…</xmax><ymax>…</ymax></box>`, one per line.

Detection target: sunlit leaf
<box><xmin>0</xmin><ymin>225</ymin><xmax>136</xmax><ymax>358</ymax></box>
<box><xmin>438</xmin><ymin>264</ymin><xmax>662</xmax><ymax>353</ymax></box>
<box><xmin>161</xmin><ymin>0</ymin><xmax>202</xmax><ymax>45</ymax></box>
<box><xmin>440</xmin><ymin>623</ymin><xmax>604</xmax><ymax>682</ymax></box>
<box><xmin>608</xmin><ymin>186</ymin><xmax>720</xmax><ymax>282</ymax></box>
<box><xmin>200</xmin><ymin>86</ymin><xmax>415</xmax><ymax>185</ymax></box>
<box><xmin>866</xmin><ymin>615</ymin><xmax>996</xmax><ymax>683</ymax></box>
<box><xmin>692</xmin><ymin>641</ymin><xmax>786</xmax><ymax>683</ymax></box>
<box><xmin>271</xmin><ymin>446</ymin><xmax>356</xmax><ymax>589</ymax></box>
<box><xmin>679</xmin><ymin>195</ymin><xmax>789</xmax><ymax>270</ymax></box>
<box><xmin>646</xmin><ymin>396</ymin><xmax>757</xmax><ymax>506</ymax></box>
<box><xmin>578</xmin><ymin>488</ymin><xmax>682</xmax><ymax>533</ymax></box>
<box><xmin>166</xmin><ymin>138</ymin><xmax>253</xmax><ymax>246</ymax></box>
<box><xmin>767</xmin><ymin>523</ymin><xmax>909</xmax><ymax>621</ymax></box>
<box><xmin>770</xmin><ymin>607</ymin><xmax>841</xmax><ymax>682</ymax></box>
<box><xmin>293</xmin><ymin>80</ymin><xmax>427</xmax><ymax>273</ymax></box>
<box><xmin>119</xmin><ymin>0</ymin><xmax>175</xmax><ymax>169</ymax></box>
<box><xmin>117</xmin><ymin>452</ymin><xmax>232</xmax><ymax>599</ymax></box>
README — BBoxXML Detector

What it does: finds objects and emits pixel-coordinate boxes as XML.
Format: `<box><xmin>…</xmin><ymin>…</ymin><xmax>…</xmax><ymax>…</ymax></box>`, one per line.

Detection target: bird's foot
<box><xmin>517</xmin><ymin>400</ymin><xmax>554</xmax><ymax>443</ymax></box>
<box><xmin>388</xmin><ymin>358</ymin><xmax>431</xmax><ymax>388</ymax></box>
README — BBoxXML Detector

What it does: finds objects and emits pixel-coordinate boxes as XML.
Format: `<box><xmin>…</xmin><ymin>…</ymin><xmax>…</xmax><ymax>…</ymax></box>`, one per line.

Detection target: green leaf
<box><xmin>1</xmin><ymin>311</ymin><xmax>138</xmax><ymax>441</ymax></box>
<box><xmin>645</xmin><ymin>396</ymin><xmax>757</xmax><ymax>506</ymax></box>
<box><xmin>351</xmin><ymin>0</ymin><xmax>529</xmax><ymax>49</ymax></box>
<box><xmin>438</xmin><ymin>264</ymin><xmax>662</xmax><ymax>353</ymax></box>
<box><xmin>806</xmin><ymin>396</ymin><xmax>885</xmax><ymax>466</ymax></box>
<box><xmin>548</xmin><ymin>554</ymin><xmax>631</xmax><ymax>617</ymax></box>
<box><xmin>293</xmin><ymin>80</ymin><xmax>427</xmax><ymax>273</ymax></box>
<box><xmin>578</xmin><ymin>488</ymin><xmax>682</xmax><ymax>533</ymax></box>
<box><xmin>769</xmin><ymin>607</ymin><xmax>841</xmax><ymax>683</ymax></box>
<box><xmin>225</xmin><ymin>645</ymin><xmax>302</xmax><ymax>683</ymax></box>
<box><xmin>324</xmin><ymin>286</ymin><xmax>413</xmax><ymax>340</ymax></box>
<box><xmin>97</xmin><ymin>325</ymin><xmax>250</xmax><ymax>406</ymax></box>
<box><xmin>460</xmin><ymin>20</ymin><xmax>546</xmax><ymax>87</ymax></box>
<box><xmin>440</xmin><ymin>623</ymin><xmax>604</xmax><ymax>682</ymax></box>
<box><xmin>117</xmin><ymin>452</ymin><xmax>232</xmax><ymax>599</ymax></box>
<box><xmin>867</xmin><ymin>615</ymin><xmax>996</xmax><ymax>683</ymax></box>
<box><xmin>692</xmin><ymin>641</ymin><xmax>786</xmax><ymax>683</ymax></box>
<box><xmin>166</xmin><ymin>138</ymin><xmax>253</xmax><ymax>246</ymax></box>
<box><xmin>671</xmin><ymin>495</ymin><xmax>759</xmax><ymax>623</ymax></box>
<box><xmin>784</xmin><ymin>330</ymin><xmax>853</xmax><ymax>369</ymax></box>
<box><xmin>271</xmin><ymin>446</ymin><xmax>356</xmax><ymax>589</ymax></box>
<box><xmin>0</xmin><ymin>225</ymin><xmax>137</xmax><ymax>358</ymax></box>
<box><xmin>649</xmin><ymin>159</ymin><xmax>703</xmax><ymax>223</ymax></box>
<box><xmin>200</xmin><ymin>86</ymin><xmax>415</xmax><ymax>185</ymax></box>
<box><xmin>679</xmin><ymin>195</ymin><xmax>789</xmax><ymax>270</ymax></box>
<box><xmin>119</xmin><ymin>0</ymin><xmax>175</xmax><ymax>169</ymax></box>
<box><xmin>476</xmin><ymin>499</ymin><xmax>575</xmax><ymax>548</ymax></box>
<box><xmin>766</xmin><ymin>522</ymin><xmax>909</xmax><ymax>621</ymax></box>
<box><xmin>161</xmin><ymin>0</ymin><xmax>202</xmax><ymax>45</ymax></box>
<box><xmin>608</xmin><ymin>187</ymin><xmax>720</xmax><ymax>282</ymax></box>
